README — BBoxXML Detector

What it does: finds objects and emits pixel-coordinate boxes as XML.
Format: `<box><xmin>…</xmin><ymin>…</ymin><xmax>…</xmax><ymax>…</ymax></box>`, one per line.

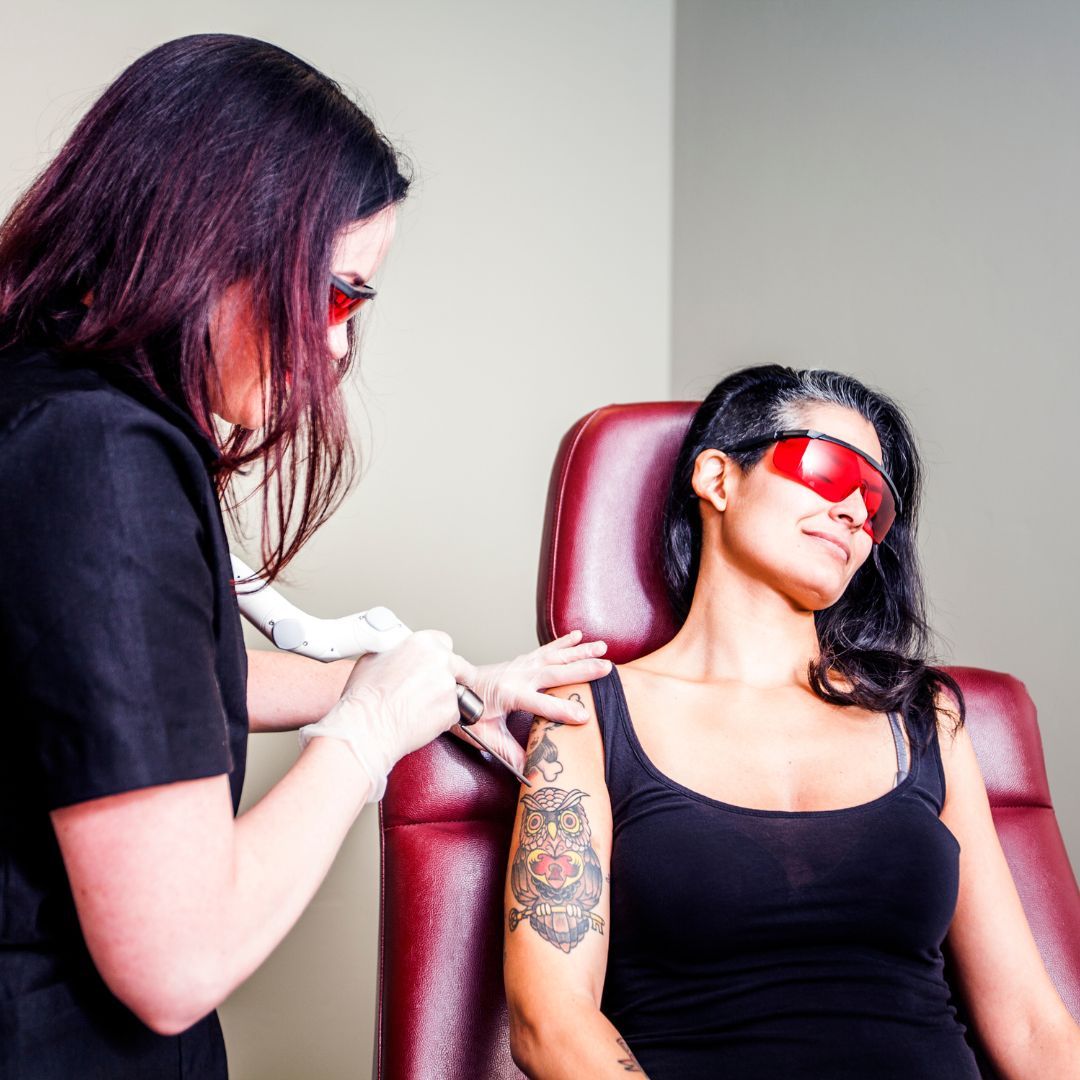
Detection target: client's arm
<box><xmin>504</xmin><ymin>683</ymin><xmax>648</xmax><ymax>1078</ymax></box>
<box><xmin>936</xmin><ymin>692</ymin><xmax>1080</xmax><ymax>1078</ymax></box>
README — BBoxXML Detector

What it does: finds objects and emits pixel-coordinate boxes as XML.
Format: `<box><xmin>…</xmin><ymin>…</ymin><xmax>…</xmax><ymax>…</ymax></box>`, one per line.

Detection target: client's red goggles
<box><xmin>329</xmin><ymin>273</ymin><xmax>377</xmax><ymax>325</ymax></box>
<box><xmin>721</xmin><ymin>429</ymin><xmax>901</xmax><ymax>543</ymax></box>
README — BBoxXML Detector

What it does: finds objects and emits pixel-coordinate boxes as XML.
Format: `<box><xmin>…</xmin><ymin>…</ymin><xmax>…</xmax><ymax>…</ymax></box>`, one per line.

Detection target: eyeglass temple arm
<box><xmin>330</xmin><ymin>273</ymin><xmax>377</xmax><ymax>299</ymax></box>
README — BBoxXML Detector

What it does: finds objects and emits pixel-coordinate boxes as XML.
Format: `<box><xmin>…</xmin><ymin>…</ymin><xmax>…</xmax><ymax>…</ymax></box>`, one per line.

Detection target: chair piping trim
<box><xmin>383</xmin><ymin>816</ymin><xmax>515</xmax><ymax>830</ymax></box>
<box><xmin>375</xmin><ymin>800</ymin><xmax>387</xmax><ymax>1077</ymax></box>
<box><xmin>542</xmin><ymin>407</ymin><xmax>605</xmax><ymax>641</ymax></box>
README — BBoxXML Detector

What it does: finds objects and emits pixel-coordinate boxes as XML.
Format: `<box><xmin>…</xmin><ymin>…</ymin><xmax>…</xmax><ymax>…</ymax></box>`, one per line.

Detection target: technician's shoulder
<box><xmin>1</xmin><ymin>340</ymin><xmax>111</xmax><ymax>418</ymax></box>
<box><xmin>0</xmin><ymin>344</ymin><xmax>215</xmax><ymax>501</ymax></box>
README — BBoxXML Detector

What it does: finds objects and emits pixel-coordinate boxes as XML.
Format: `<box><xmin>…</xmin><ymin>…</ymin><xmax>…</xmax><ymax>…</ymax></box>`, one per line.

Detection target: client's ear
<box><xmin>691</xmin><ymin>448</ymin><xmax>731</xmax><ymax>512</ymax></box>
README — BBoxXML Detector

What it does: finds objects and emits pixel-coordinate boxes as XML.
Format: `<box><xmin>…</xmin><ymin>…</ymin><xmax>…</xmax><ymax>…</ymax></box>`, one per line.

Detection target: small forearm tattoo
<box><xmin>508</xmin><ymin>786</ymin><xmax>604</xmax><ymax>952</ymax></box>
<box><xmin>523</xmin><ymin>693</ymin><xmax>585</xmax><ymax>782</ymax></box>
<box><xmin>524</xmin><ymin>720</ymin><xmax>564</xmax><ymax>782</ymax></box>
<box><xmin>616</xmin><ymin>1037</ymin><xmax>646</xmax><ymax>1073</ymax></box>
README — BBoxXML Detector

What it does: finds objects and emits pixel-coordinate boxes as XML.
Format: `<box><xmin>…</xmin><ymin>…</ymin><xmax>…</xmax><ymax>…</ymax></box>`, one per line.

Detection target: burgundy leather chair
<box><xmin>376</xmin><ymin>402</ymin><xmax>1080</xmax><ymax>1080</ymax></box>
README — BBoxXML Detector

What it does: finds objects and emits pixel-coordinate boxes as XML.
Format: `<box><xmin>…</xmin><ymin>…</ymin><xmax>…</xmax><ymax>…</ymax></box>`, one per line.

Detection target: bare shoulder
<box><xmin>932</xmin><ymin>684</ymin><xmax>964</xmax><ymax>747</ymax></box>
<box><xmin>526</xmin><ymin>682</ymin><xmax>604</xmax><ymax>787</ymax></box>
<box><xmin>931</xmin><ymin>686</ymin><xmax>988</xmax><ymax>818</ymax></box>
<box><xmin>540</xmin><ymin>680</ymin><xmax>599</xmax><ymax>715</ymax></box>
<box><xmin>932</xmin><ymin>684</ymin><xmax>971</xmax><ymax>760</ymax></box>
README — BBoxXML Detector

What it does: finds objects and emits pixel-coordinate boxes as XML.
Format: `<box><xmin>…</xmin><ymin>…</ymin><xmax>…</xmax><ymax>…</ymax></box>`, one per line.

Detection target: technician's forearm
<box><xmin>510</xmin><ymin>1002</ymin><xmax>650</xmax><ymax>1079</ymax></box>
<box><xmin>245</xmin><ymin>648</ymin><xmax>352</xmax><ymax>732</ymax></box>
<box><xmin>120</xmin><ymin>738</ymin><xmax>371</xmax><ymax>1034</ymax></box>
<box><xmin>214</xmin><ymin>738</ymin><xmax>370</xmax><ymax>1001</ymax></box>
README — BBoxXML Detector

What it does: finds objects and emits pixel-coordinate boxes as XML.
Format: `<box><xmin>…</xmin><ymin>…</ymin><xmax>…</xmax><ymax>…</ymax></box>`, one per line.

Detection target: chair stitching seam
<box><xmin>383</xmin><ymin>817</ymin><xmax>513</xmax><ymax>830</ymax></box>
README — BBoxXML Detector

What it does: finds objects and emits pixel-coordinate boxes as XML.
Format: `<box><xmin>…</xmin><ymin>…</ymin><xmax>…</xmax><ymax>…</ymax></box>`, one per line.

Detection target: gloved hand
<box><xmin>299</xmin><ymin>629</ymin><xmax>475</xmax><ymax>802</ymax></box>
<box><xmin>450</xmin><ymin>630</ymin><xmax>611</xmax><ymax>774</ymax></box>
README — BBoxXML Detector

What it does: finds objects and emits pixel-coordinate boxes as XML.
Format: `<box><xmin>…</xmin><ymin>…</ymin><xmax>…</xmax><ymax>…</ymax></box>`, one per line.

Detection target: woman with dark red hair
<box><xmin>0</xmin><ymin>35</ymin><xmax>610</xmax><ymax>1077</ymax></box>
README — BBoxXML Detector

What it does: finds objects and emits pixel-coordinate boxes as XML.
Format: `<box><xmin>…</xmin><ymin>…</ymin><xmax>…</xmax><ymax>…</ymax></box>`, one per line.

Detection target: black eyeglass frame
<box><xmin>330</xmin><ymin>273</ymin><xmax>377</xmax><ymax>303</ymax></box>
<box><xmin>719</xmin><ymin>428</ymin><xmax>903</xmax><ymax>517</ymax></box>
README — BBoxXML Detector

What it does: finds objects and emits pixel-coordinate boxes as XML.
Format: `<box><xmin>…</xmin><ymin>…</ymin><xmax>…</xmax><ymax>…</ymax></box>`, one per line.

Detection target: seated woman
<box><xmin>503</xmin><ymin>365</ymin><xmax>1080</xmax><ymax>1079</ymax></box>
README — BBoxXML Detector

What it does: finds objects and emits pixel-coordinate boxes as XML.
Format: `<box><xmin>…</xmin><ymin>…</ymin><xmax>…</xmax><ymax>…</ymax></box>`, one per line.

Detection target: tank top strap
<box><xmin>587</xmin><ymin>667</ymin><xmax>640</xmax><ymax>795</ymax></box>
<box><xmin>900</xmin><ymin>708</ymin><xmax>947</xmax><ymax>815</ymax></box>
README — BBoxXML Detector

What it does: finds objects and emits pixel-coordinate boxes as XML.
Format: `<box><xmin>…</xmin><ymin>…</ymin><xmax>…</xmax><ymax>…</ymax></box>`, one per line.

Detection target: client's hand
<box><xmin>451</xmin><ymin>630</ymin><xmax>611</xmax><ymax>773</ymax></box>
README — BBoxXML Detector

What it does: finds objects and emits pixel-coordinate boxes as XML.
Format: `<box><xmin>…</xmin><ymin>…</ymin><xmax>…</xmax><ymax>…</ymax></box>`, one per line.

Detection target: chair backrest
<box><xmin>377</xmin><ymin>402</ymin><xmax>1080</xmax><ymax>1080</ymax></box>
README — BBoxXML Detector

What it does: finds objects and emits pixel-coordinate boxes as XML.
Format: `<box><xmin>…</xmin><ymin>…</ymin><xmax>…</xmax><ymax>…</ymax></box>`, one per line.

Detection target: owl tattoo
<box><xmin>509</xmin><ymin>786</ymin><xmax>604</xmax><ymax>952</ymax></box>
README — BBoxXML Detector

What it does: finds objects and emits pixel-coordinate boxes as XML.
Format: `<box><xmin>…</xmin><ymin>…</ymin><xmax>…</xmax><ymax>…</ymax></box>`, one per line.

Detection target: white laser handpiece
<box><xmin>229</xmin><ymin>553</ymin><xmax>518</xmax><ymax>781</ymax></box>
<box><xmin>230</xmin><ymin>554</ymin><xmax>412</xmax><ymax>660</ymax></box>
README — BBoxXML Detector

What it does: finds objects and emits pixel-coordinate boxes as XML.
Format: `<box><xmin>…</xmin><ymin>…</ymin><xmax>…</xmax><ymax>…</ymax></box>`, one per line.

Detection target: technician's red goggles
<box><xmin>721</xmin><ymin>429</ymin><xmax>901</xmax><ymax>544</ymax></box>
<box><xmin>329</xmin><ymin>274</ymin><xmax>377</xmax><ymax>324</ymax></box>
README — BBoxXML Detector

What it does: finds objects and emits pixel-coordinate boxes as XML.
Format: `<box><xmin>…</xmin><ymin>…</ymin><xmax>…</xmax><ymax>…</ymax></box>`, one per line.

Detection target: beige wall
<box><xmin>9</xmin><ymin>1</ymin><xmax>1075</xmax><ymax>1076</ymax></box>
<box><xmin>2</xmin><ymin>2</ymin><xmax>674</xmax><ymax>1077</ymax></box>
<box><xmin>673</xmin><ymin>0</ymin><xmax>1079</xmax><ymax>867</ymax></box>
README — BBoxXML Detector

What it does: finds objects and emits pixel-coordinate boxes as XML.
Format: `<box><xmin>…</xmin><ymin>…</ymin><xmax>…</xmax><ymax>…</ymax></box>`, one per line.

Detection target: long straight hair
<box><xmin>661</xmin><ymin>365</ymin><xmax>964</xmax><ymax>745</ymax></box>
<box><xmin>0</xmin><ymin>34</ymin><xmax>410</xmax><ymax>579</ymax></box>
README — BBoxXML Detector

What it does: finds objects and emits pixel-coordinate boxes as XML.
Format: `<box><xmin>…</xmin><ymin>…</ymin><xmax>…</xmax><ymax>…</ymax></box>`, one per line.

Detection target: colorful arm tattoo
<box><xmin>508</xmin><ymin>785</ymin><xmax>604</xmax><ymax>952</ymax></box>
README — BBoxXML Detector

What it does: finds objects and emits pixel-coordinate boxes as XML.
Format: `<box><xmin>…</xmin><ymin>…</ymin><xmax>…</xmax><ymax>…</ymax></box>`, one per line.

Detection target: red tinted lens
<box><xmin>867</xmin><ymin>489</ymin><xmax>897</xmax><ymax>543</ymax></box>
<box><xmin>771</xmin><ymin>438</ymin><xmax>896</xmax><ymax>543</ymax></box>
<box><xmin>329</xmin><ymin>285</ymin><xmax>368</xmax><ymax>325</ymax></box>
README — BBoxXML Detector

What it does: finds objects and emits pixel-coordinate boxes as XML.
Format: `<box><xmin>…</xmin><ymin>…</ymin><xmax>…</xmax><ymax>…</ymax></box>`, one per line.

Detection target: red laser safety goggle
<box><xmin>720</xmin><ymin>429</ymin><xmax>901</xmax><ymax>543</ymax></box>
<box><xmin>329</xmin><ymin>274</ymin><xmax>377</xmax><ymax>325</ymax></box>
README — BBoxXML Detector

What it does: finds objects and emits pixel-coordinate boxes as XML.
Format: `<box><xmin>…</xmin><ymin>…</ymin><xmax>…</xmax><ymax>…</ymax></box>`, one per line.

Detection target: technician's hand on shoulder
<box><xmin>469</xmin><ymin>630</ymin><xmax>611</xmax><ymax>726</ymax></box>
<box><xmin>445</xmin><ymin>630</ymin><xmax>612</xmax><ymax>775</ymax></box>
<box><xmin>299</xmin><ymin>629</ymin><xmax>477</xmax><ymax>800</ymax></box>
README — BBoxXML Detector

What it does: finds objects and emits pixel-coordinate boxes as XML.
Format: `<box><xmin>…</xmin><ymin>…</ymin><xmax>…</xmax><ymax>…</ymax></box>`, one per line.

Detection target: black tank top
<box><xmin>592</xmin><ymin>667</ymin><xmax>981</xmax><ymax>1079</ymax></box>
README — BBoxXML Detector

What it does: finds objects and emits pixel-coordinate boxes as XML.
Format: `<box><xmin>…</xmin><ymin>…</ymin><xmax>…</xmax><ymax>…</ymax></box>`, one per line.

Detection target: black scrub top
<box><xmin>0</xmin><ymin>339</ymin><xmax>249</xmax><ymax>1079</ymax></box>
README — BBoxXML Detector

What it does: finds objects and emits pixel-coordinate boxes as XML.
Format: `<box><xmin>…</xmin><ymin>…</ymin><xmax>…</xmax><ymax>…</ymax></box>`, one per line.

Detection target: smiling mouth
<box><xmin>807</xmin><ymin>533</ymin><xmax>849</xmax><ymax>562</ymax></box>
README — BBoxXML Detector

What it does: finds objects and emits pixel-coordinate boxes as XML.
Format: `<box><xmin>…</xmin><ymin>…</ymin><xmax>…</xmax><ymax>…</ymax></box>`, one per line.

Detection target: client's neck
<box><xmin>652</xmin><ymin>560</ymin><xmax>820</xmax><ymax>689</ymax></box>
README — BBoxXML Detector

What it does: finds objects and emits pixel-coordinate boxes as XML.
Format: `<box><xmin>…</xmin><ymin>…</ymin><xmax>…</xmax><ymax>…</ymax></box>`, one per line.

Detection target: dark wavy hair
<box><xmin>661</xmin><ymin>365</ymin><xmax>964</xmax><ymax>744</ymax></box>
<box><xmin>0</xmin><ymin>34</ymin><xmax>410</xmax><ymax>579</ymax></box>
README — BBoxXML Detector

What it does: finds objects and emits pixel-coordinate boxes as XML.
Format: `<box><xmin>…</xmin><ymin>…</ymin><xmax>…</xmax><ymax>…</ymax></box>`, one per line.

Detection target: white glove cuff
<box><xmin>298</xmin><ymin>694</ymin><xmax>394</xmax><ymax>804</ymax></box>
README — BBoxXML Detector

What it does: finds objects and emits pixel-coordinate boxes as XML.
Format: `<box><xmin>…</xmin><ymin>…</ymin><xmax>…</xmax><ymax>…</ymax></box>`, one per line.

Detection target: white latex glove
<box><xmin>299</xmin><ymin>629</ymin><xmax>476</xmax><ymax>802</ymax></box>
<box><xmin>450</xmin><ymin>630</ymin><xmax>611</xmax><ymax>774</ymax></box>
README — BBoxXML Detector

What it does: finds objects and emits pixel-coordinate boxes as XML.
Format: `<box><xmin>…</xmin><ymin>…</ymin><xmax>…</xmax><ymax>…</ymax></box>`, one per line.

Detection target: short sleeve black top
<box><xmin>0</xmin><ymin>341</ymin><xmax>249</xmax><ymax>1079</ymax></box>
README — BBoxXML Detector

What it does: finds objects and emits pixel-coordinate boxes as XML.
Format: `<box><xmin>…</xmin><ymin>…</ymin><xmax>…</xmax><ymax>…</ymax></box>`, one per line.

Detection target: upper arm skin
<box><xmin>504</xmin><ymin>683</ymin><xmax>613</xmax><ymax>1057</ymax></box>
<box><xmin>51</xmin><ymin>774</ymin><xmax>237</xmax><ymax>1034</ymax></box>
<box><xmin>51</xmin><ymin>734</ymin><xmax>368</xmax><ymax>1036</ymax></box>
<box><xmin>937</xmin><ymin>696</ymin><xmax>1080</xmax><ymax>1076</ymax></box>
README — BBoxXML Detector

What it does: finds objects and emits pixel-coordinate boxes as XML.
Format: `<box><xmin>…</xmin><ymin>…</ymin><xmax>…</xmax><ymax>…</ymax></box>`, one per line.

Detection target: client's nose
<box><xmin>832</xmin><ymin>485</ymin><xmax>869</xmax><ymax>529</ymax></box>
